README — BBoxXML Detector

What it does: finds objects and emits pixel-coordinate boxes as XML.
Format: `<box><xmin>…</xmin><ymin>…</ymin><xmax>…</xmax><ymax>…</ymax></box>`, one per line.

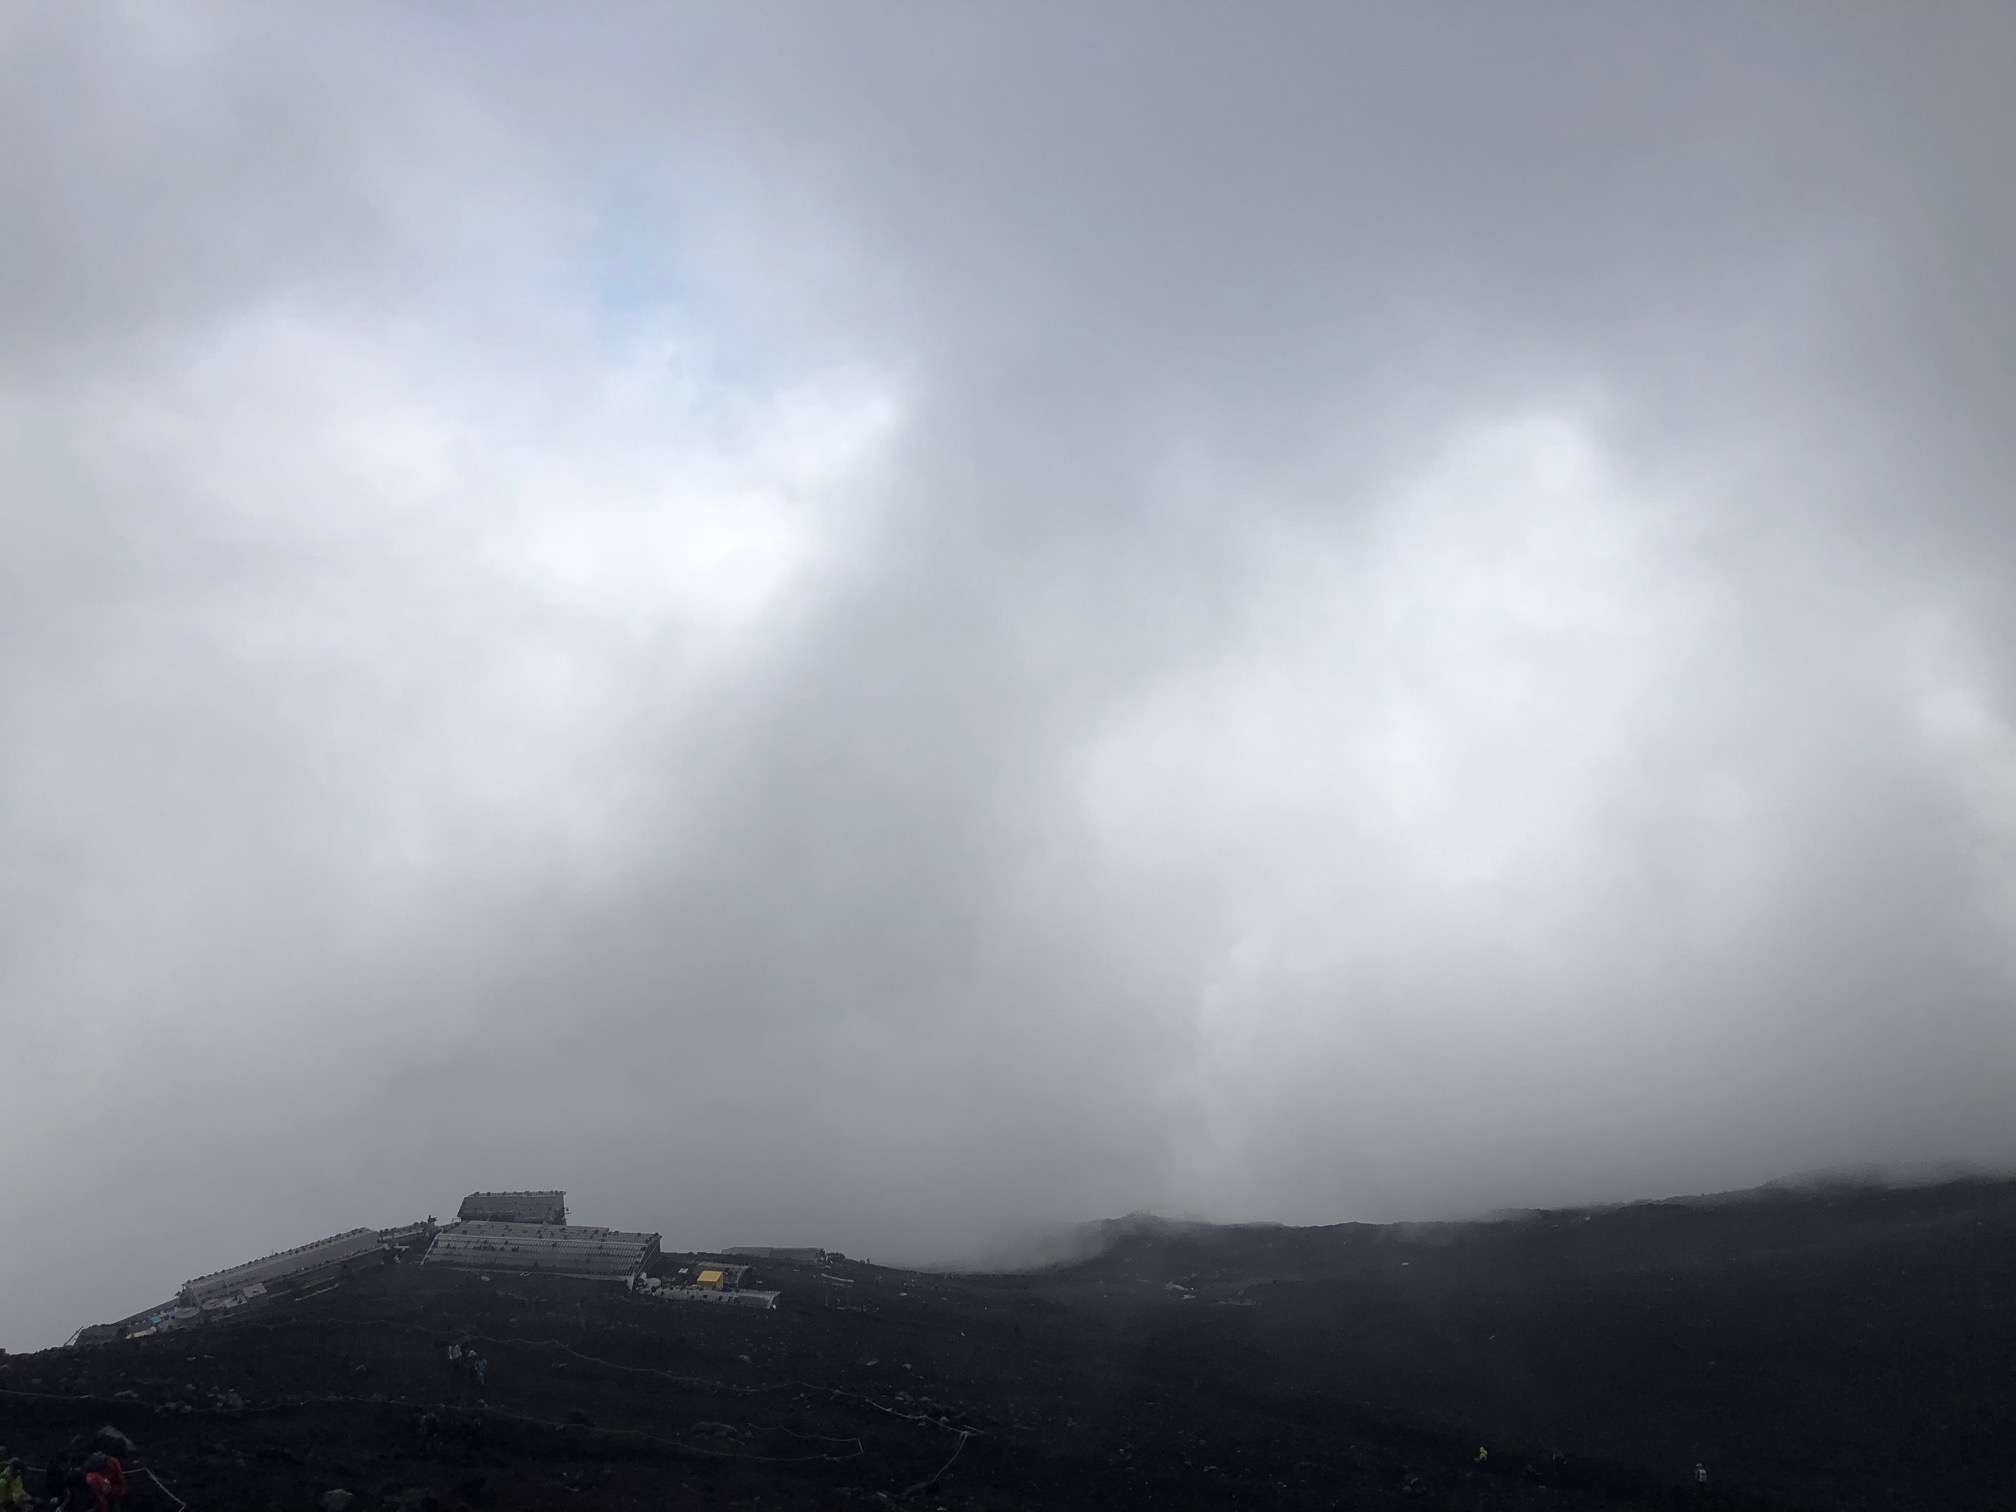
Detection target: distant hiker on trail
<box><xmin>1695</xmin><ymin>1462</ymin><xmax>1708</xmax><ymax>1488</ymax></box>
<box><xmin>81</xmin><ymin>1460</ymin><xmax>119</xmax><ymax>1512</ymax></box>
<box><xmin>83</xmin><ymin>1455</ymin><xmax>123</xmax><ymax>1512</ymax></box>
<box><xmin>0</xmin><ymin>1457</ymin><xmax>27</xmax><ymax>1510</ymax></box>
<box><xmin>41</xmin><ymin>1452</ymin><xmax>74</xmax><ymax>1510</ymax></box>
<box><xmin>85</xmin><ymin>1434</ymin><xmax>132</xmax><ymax>1464</ymax></box>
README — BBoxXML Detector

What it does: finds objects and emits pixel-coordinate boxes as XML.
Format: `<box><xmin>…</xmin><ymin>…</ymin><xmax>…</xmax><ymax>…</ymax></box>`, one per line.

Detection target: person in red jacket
<box><xmin>83</xmin><ymin>1454</ymin><xmax>124</xmax><ymax>1512</ymax></box>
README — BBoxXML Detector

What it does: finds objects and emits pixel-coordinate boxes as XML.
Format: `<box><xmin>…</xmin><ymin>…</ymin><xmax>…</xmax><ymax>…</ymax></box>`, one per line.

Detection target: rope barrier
<box><xmin>379</xmin><ymin>1397</ymin><xmax>864</xmax><ymax>1464</ymax></box>
<box><xmin>137</xmin><ymin>1466</ymin><xmax>187</xmax><ymax>1511</ymax></box>
<box><xmin>903</xmin><ymin>1431</ymin><xmax>972</xmax><ymax>1497</ymax></box>
<box><xmin>460</xmin><ymin>1332</ymin><xmax>983</xmax><ymax>1437</ymax></box>
<box><xmin>0</xmin><ymin>1386</ymin><xmax>108</xmax><ymax>1402</ymax></box>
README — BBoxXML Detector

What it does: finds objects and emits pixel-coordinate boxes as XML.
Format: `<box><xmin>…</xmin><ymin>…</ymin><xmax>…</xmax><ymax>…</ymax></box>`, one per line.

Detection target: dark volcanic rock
<box><xmin>4</xmin><ymin>1178</ymin><xmax>2013</xmax><ymax>1509</ymax></box>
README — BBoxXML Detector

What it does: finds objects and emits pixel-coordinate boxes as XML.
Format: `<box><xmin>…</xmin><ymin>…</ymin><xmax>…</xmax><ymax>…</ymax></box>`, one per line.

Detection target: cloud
<box><xmin>3</xmin><ymin>3</ymin><xmax>2015</xmax><ymax>1346</ymax></box>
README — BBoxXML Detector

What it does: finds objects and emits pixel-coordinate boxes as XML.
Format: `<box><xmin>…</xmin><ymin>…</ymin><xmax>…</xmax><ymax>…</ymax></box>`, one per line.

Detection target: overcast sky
<box><xmin>5</xmin><ymin>4</ymin><xmax>2015</xmax><ymax>1348</ymax></box>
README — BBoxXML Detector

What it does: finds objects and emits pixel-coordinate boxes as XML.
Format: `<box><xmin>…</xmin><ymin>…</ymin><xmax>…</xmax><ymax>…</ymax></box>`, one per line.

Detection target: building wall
<box><xmin>423</xmin><ymin>1220</ymin><xmax>659</xmax><ymax>1279</ymax></box>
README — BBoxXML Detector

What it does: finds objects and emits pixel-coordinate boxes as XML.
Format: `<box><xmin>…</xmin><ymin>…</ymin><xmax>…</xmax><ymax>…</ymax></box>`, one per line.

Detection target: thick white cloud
<box><xmin>4</xmin><ymin>4</ymin><xmax>2015</xmax><ymax>1346</ymax></box>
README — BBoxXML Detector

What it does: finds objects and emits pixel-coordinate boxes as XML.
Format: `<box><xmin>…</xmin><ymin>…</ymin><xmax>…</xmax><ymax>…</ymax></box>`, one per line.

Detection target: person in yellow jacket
<box><xmin>0</xmin><ymin>1456</ymin><xmax>29</xmax><ymax>1510</ymax></box>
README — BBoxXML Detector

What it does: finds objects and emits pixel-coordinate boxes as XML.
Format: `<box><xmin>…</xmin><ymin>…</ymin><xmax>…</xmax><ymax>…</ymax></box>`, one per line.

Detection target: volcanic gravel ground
<box><xmin>4</xmin><ymin>1179</ymin><xmax>2013</xmax><ymax>1511</ymax></box>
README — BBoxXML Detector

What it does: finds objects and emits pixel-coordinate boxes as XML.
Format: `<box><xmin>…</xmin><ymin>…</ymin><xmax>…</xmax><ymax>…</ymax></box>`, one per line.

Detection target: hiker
<box><xmin>41</xmin><ymin>1451</ymin><xmax>73</xmax><ymax>1508</ymax></box>
<box><xmin>84</xmin><ymin>1435</ymin><xmax>131</xmax><ymax>1465</ymax></box>
<box><xmin>1695</xmin><ymin>1462</ymin><xmax>1708</xmax><ymax>1488</ymax></box>
<box><xmin>62</xmin><ymin>1466</ymin><xmax>92</xmax><ymax>1512</ymax></box>
<box><xmin>82</xmin><ymin>1456</ymin><xmax>123</xmax><ymax>1512</ymax></box>
<box><xmin>0</xmin><ymin>1457</ymin><xmax>28</xmax><ymax>1510</ymax></box>
<box><xmin>470</xmin><ymin>1355</ymin><xmax>487</xmax><ymax>1387</ymax></box>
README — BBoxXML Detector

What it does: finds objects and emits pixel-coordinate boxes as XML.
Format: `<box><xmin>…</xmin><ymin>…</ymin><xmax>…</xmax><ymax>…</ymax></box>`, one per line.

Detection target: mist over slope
<box><xmin>967</xmin><ymin>1163</ymin><xmax>2016</xmax><ymax>1275</ymax></box>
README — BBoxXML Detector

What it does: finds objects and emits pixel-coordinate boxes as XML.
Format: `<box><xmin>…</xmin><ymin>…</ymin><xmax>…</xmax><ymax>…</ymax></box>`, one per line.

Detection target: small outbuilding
<box><xmin>690</xmin><ymin>1263</ymin><xmax>751</xmax><ymax>1291</ymax></box>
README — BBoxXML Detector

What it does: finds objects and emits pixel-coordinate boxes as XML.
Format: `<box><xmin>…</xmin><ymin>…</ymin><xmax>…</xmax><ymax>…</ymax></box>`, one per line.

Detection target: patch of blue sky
<box><xmin>563</xmin><ymin>179</ymin><xmax>788</xmax><ymax>409</ymax></box>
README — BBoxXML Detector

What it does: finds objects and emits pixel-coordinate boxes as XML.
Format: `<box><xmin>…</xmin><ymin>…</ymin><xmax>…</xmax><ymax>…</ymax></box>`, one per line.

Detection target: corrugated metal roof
<box><xmin>457</xmin><ymin>1191</ymin><xmax>567</xmax><ymax>1224</ymax></box>
<box><xmin>423</xmin><ymin>1220</ymin><xmax>659</xmax><ymax>1279</ymax></box>
<box><xmin>181</xmin><ymin>1228</ymin><xmax>382</xmax><ymax>1304</ymax></box>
